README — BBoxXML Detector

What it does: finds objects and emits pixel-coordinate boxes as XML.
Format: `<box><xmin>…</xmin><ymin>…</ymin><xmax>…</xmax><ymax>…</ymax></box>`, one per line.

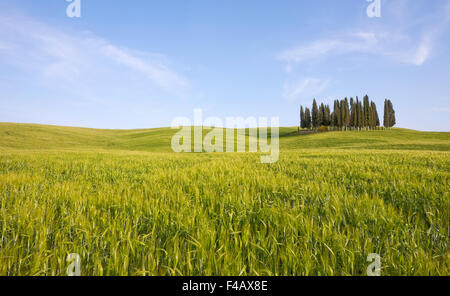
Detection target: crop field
<box><xmin>0</xmin><ymin>123</ymin><xmax>449</xmax><ymax>276</ymax></box>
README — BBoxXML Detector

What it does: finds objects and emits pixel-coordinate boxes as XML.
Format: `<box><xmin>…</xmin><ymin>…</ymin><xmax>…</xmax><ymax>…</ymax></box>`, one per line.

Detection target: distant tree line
<box><xmin>300</xmin><ymin>96</ymin><xmax>396</xmax><ymax>130</ymax></box>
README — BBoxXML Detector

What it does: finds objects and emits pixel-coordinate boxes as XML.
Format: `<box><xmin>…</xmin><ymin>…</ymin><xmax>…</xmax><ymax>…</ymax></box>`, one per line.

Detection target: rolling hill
<box><xmin>0</xmin><ymin>122</ymin><xmax>449</xmax><ymax>152</ymax></box>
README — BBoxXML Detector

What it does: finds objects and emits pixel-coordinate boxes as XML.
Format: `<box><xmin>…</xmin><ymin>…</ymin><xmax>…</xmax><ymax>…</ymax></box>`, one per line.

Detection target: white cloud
<box><xmin>409</xmin><ymin>35</ymin><xmax>433</xmax><ymax>66</ymax></box>
<box><xmin>282</xmin><ymin>78</ymin><xmax>329</xmax><ymax>102</ymax></box>
<box><xmin>278</xmin><ymin>32</ymin><xmax>379</xmax><ymax>66</ymax></box>
<box><xmin>101</xmin><ymin>45</ymin><xmax>187</xmax><ymax>91</ymax></box>
<box><xmin>277</xmin><ymin>30</ymin><xmax>435</xmax><ymax>68</ymax></box>
<box><xmin>278</xmin><ymin>2</ymin><xmax>450</xmax><ymax>69</ymax></box>
<box><xmin>278</xmin><ymin>40</ymin><xmax>340</xmax><ymax>64</ymax></box>
<box><xmin>0</xmin><ymin>14</ymin><xmax>188</xmax><ymax>97</ymax></box>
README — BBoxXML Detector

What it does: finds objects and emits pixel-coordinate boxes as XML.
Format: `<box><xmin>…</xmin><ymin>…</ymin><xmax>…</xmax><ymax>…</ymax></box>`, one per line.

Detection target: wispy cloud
<box><xmin>282</xmin><ymin>78</ymin><xmax>329</xmax><ymax>102</ymax></box>
<box><xmin>404</xmin><ymin>33</ymin><xmax>433</xmax><ymax>66</ymax></box>
<box><xmin>278</xmin><ymin>32</ymin><xmax>378</xmax><ymax>66</ymax></box>
<box><xmin>101</xmin><ymin>45</ymin><xmax>187</xmax><ymax>91</ymax></box>
<box><xmin>0</xmin><ymin>14</ymin><xmax>188</xmax><ymax>98</ymax></box>
<box><xmin>278</xmin><ymin>2</ymin><xmax>450</xmax><ymax>69</ymax></box>
<box><xmin>278</xmin><ymin>29</ymin><xmax>440</xmax><ymax>68</ymax></box>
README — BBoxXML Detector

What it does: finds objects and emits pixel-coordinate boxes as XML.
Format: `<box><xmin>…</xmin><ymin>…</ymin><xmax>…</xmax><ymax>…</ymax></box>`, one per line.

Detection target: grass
<box><xmin>0</xmin><ymin>123</ymin><xmax>448</xmax><ymax>275</ymax></box>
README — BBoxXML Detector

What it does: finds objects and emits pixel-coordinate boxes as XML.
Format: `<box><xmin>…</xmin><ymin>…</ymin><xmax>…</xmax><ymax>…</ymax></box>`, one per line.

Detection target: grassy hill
<box><xmin>1</xmin><ymin>122</ymin><xmax>449</xmax><ymax>152</ymax></box>
<box><xmin>0</xmin><ymin>122</ymin><xmax>448</xmax><ymax>276</ymax></box>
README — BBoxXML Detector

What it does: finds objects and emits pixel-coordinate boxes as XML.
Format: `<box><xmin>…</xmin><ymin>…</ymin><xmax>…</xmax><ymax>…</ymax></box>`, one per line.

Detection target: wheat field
<box><xmin>0</xmin><ymin>123</ymin><xmax>448</xmax><ymax>275</ymax></box>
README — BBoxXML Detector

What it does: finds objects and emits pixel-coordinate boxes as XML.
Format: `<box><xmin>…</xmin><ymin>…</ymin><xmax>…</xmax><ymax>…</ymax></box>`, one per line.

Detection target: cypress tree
<box><xmin>336</xmin><ymin>100</ymin><xmax>342</xmax><ymax>127</ymax></box>
<box><xmin>375</xmin><ymin>105</ymin><xmax>380</xmax><ymax>127</ymax></box>
<box><xmin>305</xmin><ymin>107</ymin><xmax>312</xmax><ymax>129</ymax></box>
<box><xmin>324</xmin><ymin>105</ymin><xmax>331</xmax><ymax>126</ymax></box>
<box><xmin>363</xmin><ymin>95</ymin><xmax>370</xmax><ymax>127</ymax></box>
<box><xmin>383</xmin><ymin>99</ymin><xmax>389</xmax><ymax>128</ymax></box>
<box><xmin>388</xmin><ymin>100</ymin><xmax>396</xmax><ymax>127</ymax></box>
<box><xmin>371</xmin><ymin>101</ymin><xmax>380</xmax><ymax>128</ymax></box>
<box><xmin>318</xmin><ymin>103</ymin><xmax>324</xmax><ymax>127</ymax></box>
<box><xmin>332</xmin><ymin>100</ymin><xmax>340</xmax><ymax>127</ymax></box>
<box><xmin>343</xmin><ymin>98</ymin><xmax>350</xmax><ymax>128</ymax></box>
<box><xmin>354</xmin><ymin>97</ymin><xmax>360</xmax><ymax>128</ymax></box>
<box><xmin>312</xmin><ymin>99</ymin><xmax>319</xmax><ymax>128</ymax></box>
<box><xmin>300</xmin><ymin>106</ymin><xmax>305</xmax><ymax>128</ymax></box>
<box><xmin>340</xmin><ymin>99</ymin><xmax>346</xmax><ymax>128</ymax></box>
<box><xmin>357</xmin><ymin>101</ymin><xmax>364</xmax><ymax>128</ymax></box>
<box><xmin>322</xmin><ymin>103</ymin><xmax>326</xmax><ymax>125</ymax></box>
<box><xmin>350</xmin><ymin>98</ymin><xmax>355</xmax><ymax>128</ymax></box>
<box><xmin>338</xmin><ymin>100</ymin><xmax>342</xmax><ymax>127</ymax></box>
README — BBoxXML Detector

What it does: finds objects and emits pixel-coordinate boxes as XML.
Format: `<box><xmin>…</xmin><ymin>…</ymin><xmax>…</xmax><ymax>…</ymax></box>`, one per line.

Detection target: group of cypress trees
<box><xmin>300</xmin><ymin>100</ymin><xmax>331</xmax><ymax>129</ymax></box>
<box><xmin>300</xmin><ymin>95</ymin><xmax>396</xmax><ymax>130</ymax></box>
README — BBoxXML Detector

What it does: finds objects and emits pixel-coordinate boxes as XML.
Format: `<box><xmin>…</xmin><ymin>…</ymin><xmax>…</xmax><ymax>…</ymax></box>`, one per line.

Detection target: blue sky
<box><xmin>0</xmin><ymin>0</ymin><xmax>449</xmax><ymax>131</ymax></box>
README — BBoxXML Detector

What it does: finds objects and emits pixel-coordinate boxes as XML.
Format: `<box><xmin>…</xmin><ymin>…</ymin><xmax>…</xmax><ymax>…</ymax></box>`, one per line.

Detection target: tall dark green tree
<box><xmin>371</xmin><ymin>101</ymin><xmax>380</xmax><ymax>127</ymax></box>
<box><xmin>342</xmin><ymin>98</ymin><xmax>350</xmax><ymax>128</ymax></box>
<box><xmin>332</xmin><ymin>100</ymin><xmax>340</xmax><ymax>127</ymax></box>
<box><xmin>312</xmin><ymin>99</ymin><xmax>319</xmax><ymax>128</ymax></box>
<box><xmin>300</xmin><ymin>106</ymin><xmax>305</xmax><ymax>128</ymax></box>
<box><xmin>357</xmin><ymin>101</ymin><xmax>364</xmax><ymax>128</ymax></box>
<box><xmin>318</xmin><ymin>103</ymin><xmax>324</xmax><ymax>127</ymax></box>
<box><xmin>340</xmin><ymin>99</ymin><xmax>345</xmax><ymax>127</ymax></box>
<box><xmin>350</xmin><ymin>98</ymin><xmax>355</xmax><ymax>127</ymax></box>
<box><xmin>324</xmin><ymin>105</ymin><xmax>331</xmax><ymax>126</ymax></box>
<box><xmin>354</xmin><ymin>97</ymin><xmax>360</xmax><ymax>128</ymax></box>
<box><xmin>363</xmin><ymin>95</ymin><xmax>371</xmax><ymax>127</ymax></box>
<box><xmin>375</xmin><ymin>105</ymin><xmax>380</xmax><ymax>127</ymax></box>
<box><xmin>388</xmin><ymin>100</ymin><xmax>396</xmax><ymax>127</ymax></box>
<box><xmin>383</xmin><ymin>99</ymin><xmax>389</xmax><ymax>128</ymax></box>
<box><xmin>304</xmin><ymin>107</ymin><xmax>312</xmax><ymax>129</ymax></box>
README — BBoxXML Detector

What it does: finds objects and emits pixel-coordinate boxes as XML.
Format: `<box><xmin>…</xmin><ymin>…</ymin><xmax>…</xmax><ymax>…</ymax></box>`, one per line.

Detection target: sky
<box><xmin>0</xmin><ymin>0</ymin><xmax>449</xmax><ymax>131</ymax></box>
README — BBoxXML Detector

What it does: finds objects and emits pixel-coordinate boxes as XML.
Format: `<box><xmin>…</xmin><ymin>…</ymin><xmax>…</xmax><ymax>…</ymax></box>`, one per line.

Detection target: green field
<box><xmin>0</xmin><ymin>123</ymin><xmax>448</xmax><ymax>276</ymax></box>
